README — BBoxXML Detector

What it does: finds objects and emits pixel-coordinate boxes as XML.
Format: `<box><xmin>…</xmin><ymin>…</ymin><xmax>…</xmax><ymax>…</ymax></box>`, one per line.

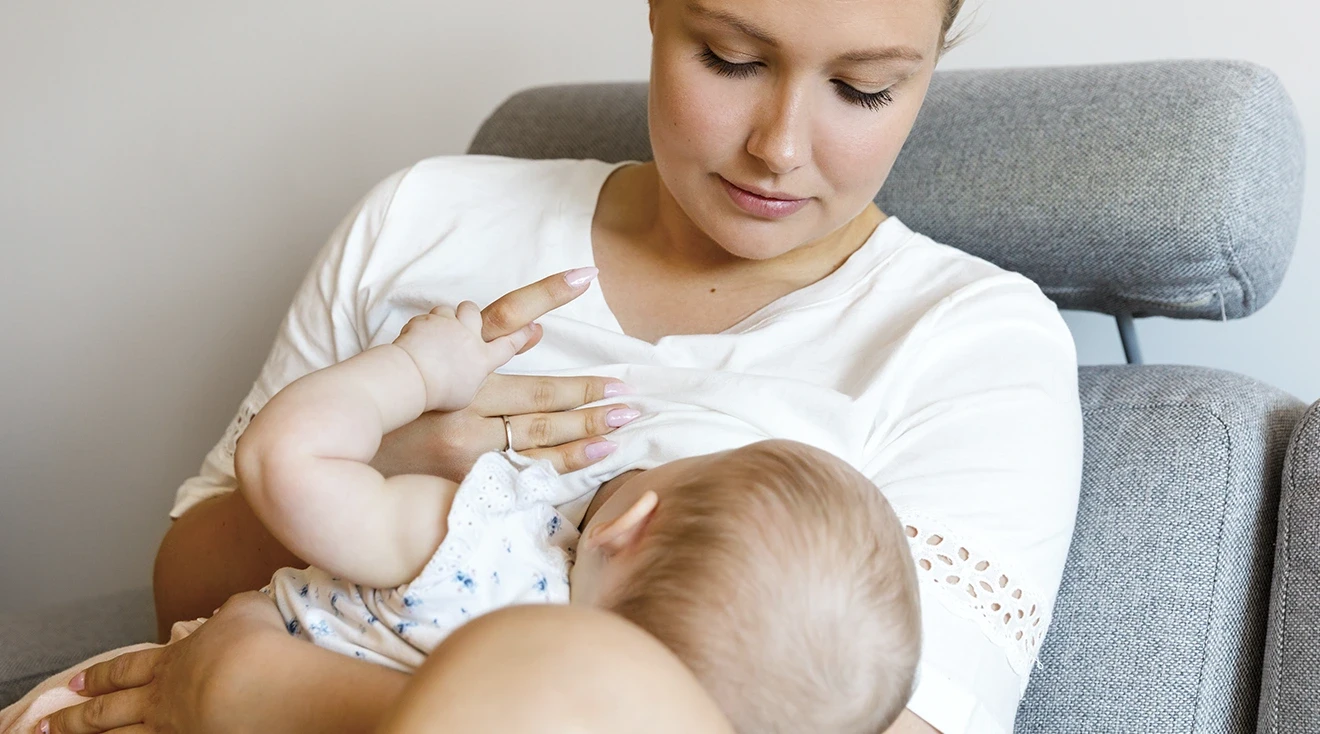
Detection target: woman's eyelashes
<box><xmin>697</xmin><ymin>47</ymin><xmax>758</xmax><ymax>79</ymax></box>
<box><xmin>695</xmin><ymin>46</ymin><xmax>896</xmax><ymax>111</ymax></box>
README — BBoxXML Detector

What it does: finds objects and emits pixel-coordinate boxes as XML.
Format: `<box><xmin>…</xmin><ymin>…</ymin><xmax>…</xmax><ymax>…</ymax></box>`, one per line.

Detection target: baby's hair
<box><xmin>605</xmin><ymin>439</ymin><xmax>921</xmax><ymax>734</ymax></box>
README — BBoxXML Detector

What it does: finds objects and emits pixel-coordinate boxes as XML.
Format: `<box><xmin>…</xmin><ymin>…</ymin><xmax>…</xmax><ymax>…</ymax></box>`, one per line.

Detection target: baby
<box><xmin>2</xmin><ymin>294</ymin><xmax>920</xmax><ymax>734</ymax></box>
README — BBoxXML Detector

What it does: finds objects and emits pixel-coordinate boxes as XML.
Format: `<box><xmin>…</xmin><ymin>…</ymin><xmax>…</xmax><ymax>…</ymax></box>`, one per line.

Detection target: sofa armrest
<box><xmin>0</xmin><ymin>587</ymin><xmax>155</xmax><ymax>708</ymax></box>
<box><xmin>1261</xmin><ymin>399</ymin><xmax>1320</xmax><ymax>734</ymax></box>
<box><xmin>1017</xmin><ymin>365</ymin><xmax>1305</xmax><ymax>732</ymax></box>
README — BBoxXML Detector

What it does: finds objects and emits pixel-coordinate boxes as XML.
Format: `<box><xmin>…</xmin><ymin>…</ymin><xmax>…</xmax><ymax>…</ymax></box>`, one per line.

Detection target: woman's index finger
<box><xmin>79</xmin><ymin>646</ymin><xmax>161</xmax><ymax>696</ymax></box>
<box><xmin>480</xmin><ymin>268</ymin><xmax>597</xmax><ymax>340</ymax></box>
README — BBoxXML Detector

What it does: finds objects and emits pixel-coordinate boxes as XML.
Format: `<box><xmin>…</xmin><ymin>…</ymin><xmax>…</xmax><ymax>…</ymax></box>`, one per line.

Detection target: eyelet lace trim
<box><xmin>218</xmin><ymin>395</ymin><xmax>262</xmax><ymax>464</ymax></box>
<box><xmin>900</xmin><ymin>512</ymin><xmax>1048</xmax><ymax>676</ymax></box>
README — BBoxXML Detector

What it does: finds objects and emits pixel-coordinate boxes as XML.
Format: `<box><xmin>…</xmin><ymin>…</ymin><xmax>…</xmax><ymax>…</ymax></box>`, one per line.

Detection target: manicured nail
<box><xmin>68</xmin><ymin>671</ymin><xmax>85</xmax><ymax>692</ymax></box>
<box><xmin>40</xmin><ymin>720</ymin><xmax>49</xmax><ymax>734</ymax></box>
<box><xmin>603</xmin><ymin>381</ymin><xmax>634</xmax><ymax>397</ymax></box>
<box><xmin>585</xmin><ymin>440</ymin><xmax>618</xmax><ymax>461</ymax></box>
<box><xmin>564</xmin><ymin>267</ymin><xmax>598</xmax><ymax>289</ymax></box>
<box><xmin>606</xmin><ymin>408</ymin><xmax>641</xmax><ymax>428</ymax></box>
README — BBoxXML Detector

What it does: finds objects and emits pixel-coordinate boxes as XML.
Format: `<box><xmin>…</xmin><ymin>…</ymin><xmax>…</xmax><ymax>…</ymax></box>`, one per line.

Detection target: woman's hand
<box><xmin>43</xmin><ymin>592</ymin><xmax>285</xmax><ymax>734</ymax></box>
<box><xmin>373</xmin><ymin>268</ymin><xmax>637</xmax><ymax>481</ymax></box>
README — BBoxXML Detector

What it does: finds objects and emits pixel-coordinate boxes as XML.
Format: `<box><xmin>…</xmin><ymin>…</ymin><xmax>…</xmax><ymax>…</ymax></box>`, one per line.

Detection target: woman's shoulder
<box><xmin>379</xmin><ymin>154</ymin><xmax>619</xmax><ymax>215</ymax></box>
<box><xmin>859</xmin><ymin>217</ymin><xmax>1068</xmax><ymax>336</ymax></box>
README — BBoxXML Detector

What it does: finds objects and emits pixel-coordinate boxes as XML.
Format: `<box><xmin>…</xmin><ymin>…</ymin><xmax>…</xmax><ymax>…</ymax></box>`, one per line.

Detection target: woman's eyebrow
<box><xmin>685</xmin><ymin>2</ymin><xmax>926</xmax><ymax>64</ymax></box>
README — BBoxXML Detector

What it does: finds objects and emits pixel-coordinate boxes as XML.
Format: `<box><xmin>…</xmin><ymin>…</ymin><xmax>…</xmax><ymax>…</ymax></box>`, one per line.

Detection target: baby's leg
<box><xmin>0</xmin><ymin>619</ymin><xmax>205</xmax><ymax>734</ymax></box>
<box><xmin>376</xmin><ymin>605</ymin><xmax>733</xmax><ymax>734</ymax></box>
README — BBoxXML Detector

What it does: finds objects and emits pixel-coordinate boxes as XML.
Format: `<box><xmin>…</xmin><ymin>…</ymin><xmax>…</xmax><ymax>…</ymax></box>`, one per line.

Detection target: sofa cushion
<box><xmin>0</xmin><ymin>587</ymin><xmax>154</xmax><ymax>709</ymax></box>
<box><xmin>1016</xmin><ymin>365</ymin><xmax>1304</xmax><ymax>733</ymax></box>
<box><xmin>1259</xmin><ymin>399</ymin><xmax>1320</xmax><ymax>734</ymax></box>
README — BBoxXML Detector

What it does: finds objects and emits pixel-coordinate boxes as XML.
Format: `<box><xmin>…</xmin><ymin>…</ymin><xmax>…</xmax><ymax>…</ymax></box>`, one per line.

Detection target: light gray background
<box><xmin>2</xmin><ymin>0</ymin><xmax>1316</xmax><ymax>613</ymax></box>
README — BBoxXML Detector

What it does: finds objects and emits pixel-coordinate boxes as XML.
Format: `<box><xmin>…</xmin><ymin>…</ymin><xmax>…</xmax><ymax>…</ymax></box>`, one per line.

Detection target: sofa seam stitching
<box><xmin>1190</xmin><ymin>402</ymin><xmax>1233</xmax><ymax>731</ymax></box>
<box><xmin>1271</xmin><ymin>405</ymin><xmax>1313</xmax><ymax>732</ymax></box>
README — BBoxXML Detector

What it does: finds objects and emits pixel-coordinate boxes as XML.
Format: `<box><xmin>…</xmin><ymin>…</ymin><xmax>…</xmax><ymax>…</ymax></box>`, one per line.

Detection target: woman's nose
<box><xmin>745</xmin><ymin>85</ymin><xmax>811</xmax><ymax>176</ymax></box>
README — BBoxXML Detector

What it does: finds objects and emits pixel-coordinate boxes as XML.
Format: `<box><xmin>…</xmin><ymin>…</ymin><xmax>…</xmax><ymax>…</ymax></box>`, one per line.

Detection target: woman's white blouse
<box><xmin>171</xmin><ymin>155</ymin><xmax>1084</xmax><ymax>734</ymax></box>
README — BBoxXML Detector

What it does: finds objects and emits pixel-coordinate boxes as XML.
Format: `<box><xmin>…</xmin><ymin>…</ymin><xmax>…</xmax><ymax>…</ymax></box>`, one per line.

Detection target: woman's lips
<box><xmin>719</xmin><ymin>176</ymin><xmax>810</xmax><ymax>219</ymax></box>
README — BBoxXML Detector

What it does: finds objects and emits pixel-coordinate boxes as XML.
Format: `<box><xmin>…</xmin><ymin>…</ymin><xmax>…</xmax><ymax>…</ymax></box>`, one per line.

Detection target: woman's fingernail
<box><xmin>68</xmin><ymin>671</ymin><xmax>85</xmax><ymax>692</ymax></box>
<box><xmin>585</xmin><ymin>440</ymin><xmax>618</xmax><ymax>461</ymax></box>
<box><xmin>603</xmin><ymin>381</ymin><xmax>634</xmax><ymax>397</ymax></box>
<box><xmin>40</xmin><ymin>720</ymin><xmax>49</xmax><ymax>734</ymax></box>
<box><xmin>606</xmin><ymin>408</ymin><xmax>641</xmax><ymax>428</ymax></box>
<box><xmin>564</xmin><ymin>267</ymin><xmax>599</xmax><ymax>289</ymax></box>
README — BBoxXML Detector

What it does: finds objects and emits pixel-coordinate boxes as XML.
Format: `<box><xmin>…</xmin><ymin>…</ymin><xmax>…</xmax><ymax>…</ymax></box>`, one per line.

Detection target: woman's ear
<box><xmin>581</xmin><ymin>491</ymin><xmax>659</xmax><ymax>556</ymax></box>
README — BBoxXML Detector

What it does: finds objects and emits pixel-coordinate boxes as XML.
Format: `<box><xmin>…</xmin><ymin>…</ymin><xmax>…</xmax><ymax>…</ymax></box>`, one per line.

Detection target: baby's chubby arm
<box><xmin>235</xmin><ymin>301</ymin><xmax>537</xmax><ymax>589</ymax></box>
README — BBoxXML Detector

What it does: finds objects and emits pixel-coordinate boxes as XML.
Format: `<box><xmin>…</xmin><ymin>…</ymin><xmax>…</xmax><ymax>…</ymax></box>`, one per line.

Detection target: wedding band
<box><xmin>501</xmin><ymin>415</ymin><xmax>515</xmax><ymax>453</ymax></box>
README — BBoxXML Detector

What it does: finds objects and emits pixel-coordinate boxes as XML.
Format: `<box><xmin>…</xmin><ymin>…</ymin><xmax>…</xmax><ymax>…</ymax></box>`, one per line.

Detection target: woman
<box><xmin>44</xmin><ymin>0</ymin><xmax>1083</xmax><ymax>731</ymax></box>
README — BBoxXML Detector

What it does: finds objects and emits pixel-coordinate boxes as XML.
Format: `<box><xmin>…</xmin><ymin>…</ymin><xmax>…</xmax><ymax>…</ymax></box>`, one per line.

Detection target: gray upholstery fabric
<box><xmin>468</xmin><ymin>61</ymin><xmax>1305</xmax><ymax>320</ymax></box>
<box><xmin>0</xmin><ymin>587</ymin><xmax>155</xmax><ymax>709</ymax></box>
<box><xmin>1260</xmin><ymin>400</ymin><xmax>1320</xmax><ymax>734</ymax></box>
<box><xmin>1015</xmin><ymin>365</ymin><xmax>1305</xmax><ymax>733</ymax></box>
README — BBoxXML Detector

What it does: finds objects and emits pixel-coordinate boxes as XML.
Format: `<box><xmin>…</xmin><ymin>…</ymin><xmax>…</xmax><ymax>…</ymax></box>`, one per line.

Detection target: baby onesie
<box><xmin>265</xmin><ymin>450</ymin><xmax>582</xmax><ymax>672</ymax></box>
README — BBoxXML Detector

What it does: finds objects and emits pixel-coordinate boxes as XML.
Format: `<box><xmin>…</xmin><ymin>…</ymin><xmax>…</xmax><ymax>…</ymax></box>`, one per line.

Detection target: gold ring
<box><xmin>502</xmin><ymin>415</ymin><xmax>515</xmax><ymax>453</ymax></box>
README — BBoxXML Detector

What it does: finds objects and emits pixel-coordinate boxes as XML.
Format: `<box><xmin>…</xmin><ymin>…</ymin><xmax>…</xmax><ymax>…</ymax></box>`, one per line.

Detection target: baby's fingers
<box><xmin>486</xmin><ymin>323</ymin><xmax>541</xmax><ymax>369</ymax></box>
<box><xmin>455</xmin><ymin>301</ymin><xmax>483</xmax><ymax>333</ymax></box>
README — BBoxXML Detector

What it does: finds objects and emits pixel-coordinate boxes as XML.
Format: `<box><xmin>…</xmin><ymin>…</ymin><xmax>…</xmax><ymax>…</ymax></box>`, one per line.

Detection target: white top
<box><xmin>172</xmin><ymin>155</ymin><xmax>1084</xmax><ymax>734</ymax></box>
<box><xmin>265</xmin><ymin>451</ymin><xmax>578</xmax><ymax>673</ymax></box>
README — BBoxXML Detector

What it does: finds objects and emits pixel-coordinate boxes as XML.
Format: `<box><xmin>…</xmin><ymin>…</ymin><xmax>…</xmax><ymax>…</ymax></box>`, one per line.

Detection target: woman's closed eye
<box><xmin>695</xmin><ymin>46</ymin><xmax>897</xmax><ymax>111</ymax></box>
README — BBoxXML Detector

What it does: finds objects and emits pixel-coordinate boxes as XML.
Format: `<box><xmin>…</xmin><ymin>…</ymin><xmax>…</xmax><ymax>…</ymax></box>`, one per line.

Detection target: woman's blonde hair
<box><xmin>650</xmin><ymin>0</ymin><xmax>970</xmax><ymax>55</ymax></box>
<box><xmin>941</xmin><ymin>0</ymin><xmax>970</xmax><ymax>53</ymax></box>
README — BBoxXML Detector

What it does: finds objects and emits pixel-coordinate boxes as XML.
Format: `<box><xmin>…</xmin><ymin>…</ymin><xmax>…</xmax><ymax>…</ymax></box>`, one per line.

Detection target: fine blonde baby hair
<box><xmin>605</xmin><ymin>439</ymin><xmax>921</xmax><ymax>734</ymax></box>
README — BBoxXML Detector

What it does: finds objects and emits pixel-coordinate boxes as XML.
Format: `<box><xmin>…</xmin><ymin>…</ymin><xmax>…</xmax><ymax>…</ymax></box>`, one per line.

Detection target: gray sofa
<box><xmin>2</xmin><ymin>60</ymin><xmax>1313</xmax><ymax>733</ymax></box>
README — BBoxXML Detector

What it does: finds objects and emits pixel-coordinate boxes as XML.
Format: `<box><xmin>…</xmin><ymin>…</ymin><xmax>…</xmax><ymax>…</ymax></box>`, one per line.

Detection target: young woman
<box><xmin>45</xmin><ymin>0</ymin><xmax>1082</xmax><ymax>732</ymax></box>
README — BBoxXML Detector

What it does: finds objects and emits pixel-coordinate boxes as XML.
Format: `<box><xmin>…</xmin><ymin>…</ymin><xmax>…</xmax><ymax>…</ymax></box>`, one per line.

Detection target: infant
<box><xmin>2</xmin><ymin>298</ymin><xmax>920</xmax><ymax>734</ymax></box>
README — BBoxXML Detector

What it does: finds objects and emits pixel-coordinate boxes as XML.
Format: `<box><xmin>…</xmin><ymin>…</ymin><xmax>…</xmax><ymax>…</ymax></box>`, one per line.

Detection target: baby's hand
<box><xmin>393</xmin><ymin>301</ymin><xmax>537</xmax><ymax>413</ymax></box>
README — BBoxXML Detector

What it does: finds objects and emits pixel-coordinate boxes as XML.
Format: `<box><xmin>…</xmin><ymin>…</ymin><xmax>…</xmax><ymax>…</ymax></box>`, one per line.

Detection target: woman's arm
<box><xmin>46</xmin><ymin>592</ymin><xmax>411</xmax><ymax>734</ymax></box>
<box><xmin>152</xmin><ymin>491</ymin><xmax>301</xmax><ymax>642</ymax></box>
<box><xmin>864</xmin><ymin>275</ymin><xmax>1082</xmax><ymax>734</ymax></box>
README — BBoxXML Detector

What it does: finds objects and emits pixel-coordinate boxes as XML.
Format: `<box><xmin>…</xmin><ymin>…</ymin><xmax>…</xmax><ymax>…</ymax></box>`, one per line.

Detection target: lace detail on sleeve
<box><xmin>900</xmin><ymin>512</ymin><xmax>1048</xmax><ymax>676</ymax></box>
<box><xmin>218</xmin><ymin>388</ymin><xmax>265</xmax><ymax>465</ymax></box>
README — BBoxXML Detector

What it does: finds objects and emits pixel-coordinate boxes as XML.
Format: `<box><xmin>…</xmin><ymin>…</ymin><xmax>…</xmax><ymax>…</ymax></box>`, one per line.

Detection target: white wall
<box><xmin>1</xmin><ymin>1</ymin><xmax>1315</xmax><ymax>614</ymax></box>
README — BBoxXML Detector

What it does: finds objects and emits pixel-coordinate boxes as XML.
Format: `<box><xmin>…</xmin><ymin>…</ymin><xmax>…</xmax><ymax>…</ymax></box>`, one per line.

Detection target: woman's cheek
<box><xmin>653</xmin><ymin>61</ymin><xmax>747</xmax><ymax>160</ymax></box>
<box><xmin>825</xmin><ymin>134</ymin><xmax>897</xmax><ymax>205</ymax></box>
<box><xmin>819</xmin><ymin>104</ymin><xmax>919</xmax><ymax>203</ymax></box>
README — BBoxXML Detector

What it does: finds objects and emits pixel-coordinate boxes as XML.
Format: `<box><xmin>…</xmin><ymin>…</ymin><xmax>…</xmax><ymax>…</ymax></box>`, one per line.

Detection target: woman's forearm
<box><xmin>153</xmin><ymin>491</ymin><xmax>303</xmax><ymax>642</ymax></box>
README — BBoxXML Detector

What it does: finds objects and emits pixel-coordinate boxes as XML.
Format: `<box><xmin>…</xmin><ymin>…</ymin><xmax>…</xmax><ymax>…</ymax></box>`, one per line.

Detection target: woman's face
<box><xmin>647</xmin><ymin>0</ymin><xmax>944</xmax><ymax>260</ymax></box>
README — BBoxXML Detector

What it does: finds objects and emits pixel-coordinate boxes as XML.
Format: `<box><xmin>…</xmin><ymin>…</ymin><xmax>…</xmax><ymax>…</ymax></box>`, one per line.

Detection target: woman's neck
<box><xmin>590</xmin><ymin>162</ymin><xmax>885</xmax><ymax>342</ymax></box>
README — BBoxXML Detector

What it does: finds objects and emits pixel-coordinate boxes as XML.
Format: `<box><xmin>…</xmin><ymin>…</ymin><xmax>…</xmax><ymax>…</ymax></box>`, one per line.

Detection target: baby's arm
<box><xmin>235</xmin><ymin>343</ymin><xmax>459</xmax><ymax>588</ymax></box>
<box><xmin>235</xmin><ymin>301</ymin><xmax>536</xmax><ymax>589</ymax></box>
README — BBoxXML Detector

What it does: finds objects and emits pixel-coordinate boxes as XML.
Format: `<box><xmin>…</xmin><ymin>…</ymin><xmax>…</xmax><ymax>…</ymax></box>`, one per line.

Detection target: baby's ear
<box><xmin>582</xmin><ymin>491</ymin><xmax>658</xmax><ymax>556</ymax></box>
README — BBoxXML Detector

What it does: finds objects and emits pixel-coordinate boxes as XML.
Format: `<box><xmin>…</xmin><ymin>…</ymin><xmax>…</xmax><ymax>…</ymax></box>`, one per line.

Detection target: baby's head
<box><xmin>571</xmin><ymin>439</ymin><xmax>920</xmax><ymax>733</ymax></box>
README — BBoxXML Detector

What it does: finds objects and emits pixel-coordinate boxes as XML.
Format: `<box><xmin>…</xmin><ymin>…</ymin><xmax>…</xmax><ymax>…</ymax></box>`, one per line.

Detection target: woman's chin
<box><xmin>702</xmin><ymin>219</ymin><xmax>813</xmax><ymax>261</ymax></box>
